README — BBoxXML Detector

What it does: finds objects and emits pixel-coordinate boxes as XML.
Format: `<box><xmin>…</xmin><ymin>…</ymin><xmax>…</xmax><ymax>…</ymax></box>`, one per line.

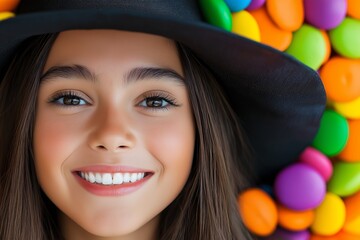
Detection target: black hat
<box><xmin>0</xmin><ymin>0</ymin><xmax>326</xmax><ymax>182</ymax></box>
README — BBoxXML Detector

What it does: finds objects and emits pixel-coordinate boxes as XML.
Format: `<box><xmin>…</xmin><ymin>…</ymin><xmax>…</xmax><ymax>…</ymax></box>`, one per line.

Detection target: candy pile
<box><xmin>0</xmin><ymin>0</ymin><xmax>18</xmax><ymax>20</ymax></box>
<box><xmin>200</xmin><ymin>0</ymin><xmax>360</xmax><ymax>239</ymax></box>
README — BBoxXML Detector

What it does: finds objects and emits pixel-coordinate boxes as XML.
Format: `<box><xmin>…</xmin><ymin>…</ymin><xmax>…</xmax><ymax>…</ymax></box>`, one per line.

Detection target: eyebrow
<box><xmin>40</xmin><ymin>64</ymin><xmax>185</xmax><ymax>85</ymax></box>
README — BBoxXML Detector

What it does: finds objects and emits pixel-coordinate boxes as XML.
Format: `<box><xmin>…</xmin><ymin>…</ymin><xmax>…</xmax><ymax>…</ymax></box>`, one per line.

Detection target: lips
<box><xmin>73</xmin><ymin>165</ymin><xmax>153</xmax><ymax>196</ymax></box>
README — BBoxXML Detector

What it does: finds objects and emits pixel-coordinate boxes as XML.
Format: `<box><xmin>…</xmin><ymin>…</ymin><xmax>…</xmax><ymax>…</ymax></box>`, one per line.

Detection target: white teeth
<box><xmin>79</xmin><ymin>171</ymin><xmax>146</xmax><ymax>185</ymax></box>
<box><xmin>89</xmin><ymin>172</ymin><xmax>96</xmax><ymax>183</ymax></box>
<box><xmin>113</xmin><ymin>173</ymin><xmax>123</xmax><ymax>184</ymax></box>
<box><xmin>123</xmin><ymin>173</ymin><xmax>130</xmax><ymax>183</ymax></box>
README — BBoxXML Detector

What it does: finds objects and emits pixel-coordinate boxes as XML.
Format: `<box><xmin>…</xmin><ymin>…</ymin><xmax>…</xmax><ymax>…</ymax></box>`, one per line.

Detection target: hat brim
<box><xmin>0</xmin><ymin>9</ymin><xmax>326</xmax><ymax>182</ymax></box>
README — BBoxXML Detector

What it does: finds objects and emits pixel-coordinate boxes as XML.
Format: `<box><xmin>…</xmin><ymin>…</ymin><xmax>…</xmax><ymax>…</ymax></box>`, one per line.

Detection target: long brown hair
<box><xmin>0</xmin><ymin>33</ymin><xmax>255</xmax><ymax>239</ymax></box>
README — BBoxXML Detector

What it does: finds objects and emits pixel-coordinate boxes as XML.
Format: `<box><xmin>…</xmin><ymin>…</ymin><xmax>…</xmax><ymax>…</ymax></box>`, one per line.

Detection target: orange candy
<box><xmin>266</xmin><ymin>0</ymin><xmax>304</xmax><ymax>31</ymax></box>
<box><xmin>250</xmin><ymin>7</ymin><xmax>292</xmax><ymax>51</ymax></box>
<box><xmin>347</xmin><ymin>0</ymin><xmax>360</xmax><ymax>19</ymax></box>
<box><xmin>339</xmin><ymin>120</ymin><xmax>360</xmax><ymax>162</ymax></box>
<box><xmin>277</xmin><ymin>204</ymin><xmax>314</xmax><ymax>231</ymax></box>
<box><xmin>0</xmin><ymin>0</ymin><xmax>20</xmax><ymax>11</ymax></box>
<box><xmin>237</xmin><ymin>188</ymin><xmax>278</xmax><ymax>236</ymax></box>
<box><xmin>343</xmin><ymin>191</ymin><xmax>360</xmax><ymax>235</ymax></box>
<box><xmin>320</xmin><ymin>57</ymin><xmax>360</xmax><ymax>102</ymax></box>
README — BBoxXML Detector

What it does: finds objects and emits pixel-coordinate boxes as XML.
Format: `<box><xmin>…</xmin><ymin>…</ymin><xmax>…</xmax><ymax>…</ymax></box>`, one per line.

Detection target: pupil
<box><xmin>64</xmin><ymin>97</ymin><xmax>80</xmax><ymax>105</ymax></box>
<box><xmin>148</xmin><ymin>98</ymin><xmax>162</xmax><ymax>107</ymax></box>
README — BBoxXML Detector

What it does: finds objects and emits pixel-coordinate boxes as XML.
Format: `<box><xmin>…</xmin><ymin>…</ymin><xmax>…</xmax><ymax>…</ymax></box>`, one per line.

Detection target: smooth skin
<box><xmin>33</xmin><ymin>30</ymin><xmax>195</xmax><ymax>240</ymax></box>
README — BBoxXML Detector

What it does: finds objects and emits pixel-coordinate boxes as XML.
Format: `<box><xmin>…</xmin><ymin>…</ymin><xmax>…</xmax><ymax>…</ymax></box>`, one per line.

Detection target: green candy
<box><xmin>329</xmin><ymin>17</ymin><xmax>360</xmax><ymax>59</ymax></box>
<box><xmin>328</xmin><ymin>161</ymin><xmax>360</xmax><ymax>197</ymax></box>
<box><xmin>199</xmin><ymin>0</ymin><xmax>232</xmax><ymax>31</ymax></box>
<box><xmin>312</xmin><ymin>110</ymin><xmax>349</xmax><ymax>157</ymax></box>
<box><xmin>285</xmin><ymin>24</ymin><xmax>326</xmax><ymax>70</ymax></box>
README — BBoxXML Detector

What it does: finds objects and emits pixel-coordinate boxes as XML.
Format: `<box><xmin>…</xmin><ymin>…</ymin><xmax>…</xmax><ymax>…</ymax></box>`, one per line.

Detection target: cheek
<box><xmin>143</xmin><ymin>113</ymin><xmax>195</xmax><ymax>178</ymax></box>
<box><xmin>33</xmin><ymin>112</ymin><xmax>84</xmax><ymax>184</ymax></box>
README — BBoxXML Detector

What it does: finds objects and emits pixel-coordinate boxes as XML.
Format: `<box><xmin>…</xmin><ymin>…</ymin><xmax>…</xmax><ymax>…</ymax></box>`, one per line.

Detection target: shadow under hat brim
<box><xmin>0</xmin><ymin>9</ymin><xmax>326</xmax><ymax>183</ymax></box>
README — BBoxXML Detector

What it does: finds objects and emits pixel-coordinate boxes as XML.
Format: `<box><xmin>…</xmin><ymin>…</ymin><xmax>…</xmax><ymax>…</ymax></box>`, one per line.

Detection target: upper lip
<box><xmin>73</xmin><ymin>165</ymin><xmax>154</xmax><ymax>173</ymax></box>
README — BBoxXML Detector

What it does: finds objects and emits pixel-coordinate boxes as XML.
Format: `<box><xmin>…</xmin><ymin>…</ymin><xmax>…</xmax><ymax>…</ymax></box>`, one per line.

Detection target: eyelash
<box><xmin>48</xmin><ymin>90</ymin><xmax>180</xmax><ymax>110</ymax></box>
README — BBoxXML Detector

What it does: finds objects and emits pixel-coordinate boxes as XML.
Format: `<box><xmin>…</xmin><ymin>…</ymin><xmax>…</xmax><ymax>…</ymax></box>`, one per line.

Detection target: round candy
<box><xmin>311</xmin><ymin>192</ymin><xmax>346</xmax><ymax>236</ymax></box>
<box><xmin>311</xmin><ymin>230</ymin><xmax>360</xmax><ymax>240</ymax></box>
<box><xmin>199</xmin><ymin>0</ymin><xmax>232</xmax><ymax>31</ymax></box>
<box><xmin>266</xmin><ymin>0</ymin><xmax>304</xmax><ymax>31</ymax></box>
<box><xmin>320</xmin><ymin>30</ymin><xmax>331</xmax><ymax>65</ymax></box>
<box><xmin>304</xmin><ymin>0</ymin><xmax>347</xmax><ymax>30</ymax></box>
<box><xmin>327</xmin><ymin>161</ymin><xmax>360</xmax><ymax>197</ymax></box>
<box><xmin>329</xmin><ymin>17</ymin><xmax>360</xmax><ymax>58</ymax></box>
<box><xmin>246</xmin><ymin>0</ymin><xmax>265</xmax><ymax>11</ymax></box>
<box><xmin>339</xmin><ymin>120</ymin><xmax>360</xmax><ymax>162</ymax></box>
<box><xmin>298</xmin><ymin>147</ymin><xmax>333</xmax><ymax>182</ymax></box>
<box><xmin>232</xmin><ymin>10</ymin><xmax>260</xmax><ymax>42</ymax></box>
<box><xmin>285</xmin><ymin>24</ymin><xmax>326</xmax><ymax>70</ymax></box>
<box><xmin>0</xmin><ymin>0</ymin><xmax>20</xmax><ymax>11</ymax></box>
<box><xmin>224</xmin><ymin>0</ymin><xmax>251</xmax><ymax>12</ymax></box>
<box><xmin>348</xmin><ymin>0</ymin><xmax>360</xmax><ymax>19</ymax></box>
<box><xmin>237</xmin><ymin>188</ymin><xmax>277</xmax><ymax>236</ymax></box>
<box><xmin>0</xmin><ymin>11</ymin><xmax>14</xmax><ymax>21</ymax></box>
<box><xmin>312</xmin><ymin>110</ymin><xmax>349</xmax><ymax>156</ymax></box>
<box><xmin>250</xmin><ymin>7</ymin><xmax>292</xmax><ymax>51</ymax></box>
<box><xmin>320</xmin><ymin>57</ymin><xmax>360</xmax><ymax>102</ymax></box>
<box><xmin>343</xmin><ymin>191</ymin><xmax>360</xmax><ymax>235</ymax></box>
<box><xmin>265</xmin><ymin>228</ymin><xmax>310</xmax><ymax>240</ymax></box>
<box><xmin>334</xmin><ymin>97</ymin><xmax>360</xmax><ymax>119</ymax></box>
<box><xmin>274</xmin><ymin>163</ymin><xmax>326</xmax><ymax>211</ymax></box>
<box><xmin>277</xmin><ymin>204</ymin><xmax>314</xmax><ymax>231</ymax></box>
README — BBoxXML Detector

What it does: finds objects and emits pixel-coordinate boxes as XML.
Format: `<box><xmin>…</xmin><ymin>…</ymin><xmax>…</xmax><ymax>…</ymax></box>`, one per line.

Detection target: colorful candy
<box><xmin>265</xmin><ymin>228</ymin><xmax>310</xmax><ymax>240</ymax></box>
<box><xmin>277</xmin><ymin>204</ymin><xmax>314</xmax><ymax>231</ymax></box>
<box><xmin>312</xmin><ymin>110</ymin><xmax>349</xmax><ymax>156</ymax></box>
<box><xmin>320</xmin><ymin>57</ymin><xmax>360</xmax><ymax>102</ymax></box>
<box><xmin>246</xmin><ymin>0</ymin><xmax>265</xmax><ymax>11</ymax></box>
<box><xmin>343</xmin><ymin>191</ymin><xmax>360</xmax><ymax>235</ymax></box>
<box><xmin>237</xmin><ymin>188</ymin><xmax>277</xmax><ymax>236</ymax></box>
<box><xmin>224</xmin><ymin>0</ymin><xmax>251</xmax><ymax>12</ymax></box>
<box><xmin>232</xmin><ymin>10</ymin><xmax>260</xmax><ymax>42</ymax></box>
<box><xmin>266</xmin><ymin>0</ymin><xmax>303</xmax><ymax>31</ymax></box>
<box><xmin>329</xmin><ymin>17</ymin><xmax>360</xmax><ymax>59</ymax></box>
<box><xmin>311</xmin><ymin>193</ymin><xmax>346</xmax><ymax>236</ymax></box>
<box><xmin>274</xmin><ymin>163</ymin><xmax>326</xmax><ymax>211</ymax></box>
<box><xmin>339</xmin><ymin>120</ymin><xmax>360</xmax><ymax>161</ymax></box>
<box><xmin>0</xmin><ymin>0</ymin><xmax>20</xmax><ymax>11</ymax></box>
<box><xmin>327</xmin><ymin>161</ymin><xmax>360</xmax><ymax>197</ymax></box>
<box><xmin>285</xmin><ymin>24</ymin><xmax>326</xmax><ymax>70</ymax></box>
<box><xmin>250</xmin><ymin>7</ymin><xmax>292</xmax><ymax>51</ymax></box>
<box><xmin>298</xmin><ymin>147</ymin><xmax>333</xmax><ymax>182</ymax></box>
<box><xmin>347</xmin><ymin>0</ymin><xmax>360</xmax><ymax>19</ymax></box>
<box><xmin>199</xmin><ymin>0</ymin><xmax>232</xmax><ymax>31</ymax></box>
<box><xmin>334</xmin><ymin>97</ymin><xmax>360</xmax><ymax>119</ymax></box>
<box><xmin>304</xmin><ymin>0</ymin><xmax>347</xmax><ymax>30</ymax></box>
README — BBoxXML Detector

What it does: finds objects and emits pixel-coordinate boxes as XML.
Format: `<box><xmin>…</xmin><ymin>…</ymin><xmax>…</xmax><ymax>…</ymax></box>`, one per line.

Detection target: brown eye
<box><xmin>146</xmin><ymin>98</ymin><xmax>166</xmax><ymax>108</ymax></box>
<box><xmin>63</xmin><ymin>96</ymin><xmax>82</xmax><ymax>105</ymax></box>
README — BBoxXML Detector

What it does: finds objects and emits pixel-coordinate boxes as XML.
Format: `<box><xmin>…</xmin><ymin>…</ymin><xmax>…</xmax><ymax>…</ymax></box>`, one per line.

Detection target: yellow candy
<box><xmin>232</xmin><ymin>10</ymin><xmax>260</xmax><ymax>42</ymax></box>
<box><xmin>311</xmin><ymin>192</ymin><xmax>346</xmax><ymax>236</ymax></box>
<box><xmin>334</xmin><ymin>96</ymin><xmax>360</xmax><ymax>119</ymax></box>
<box><xmin>0</xmin><ymin>12</ymin><xmax>14</xmax><ymax>21</ymax></box>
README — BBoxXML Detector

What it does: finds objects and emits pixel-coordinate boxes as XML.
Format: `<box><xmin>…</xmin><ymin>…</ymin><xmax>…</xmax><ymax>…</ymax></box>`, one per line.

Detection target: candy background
<box><xmin>1</xmin><ymin>0</ymin><xmax>360</xmax><ymax>239</ymax></box>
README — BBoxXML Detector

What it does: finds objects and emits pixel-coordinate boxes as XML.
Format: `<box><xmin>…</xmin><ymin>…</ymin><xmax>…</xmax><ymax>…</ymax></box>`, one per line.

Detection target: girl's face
<box><xmin>33</xmin><ymin>30</ymin><xmax>195</xmax><ymax>239</ymax></box>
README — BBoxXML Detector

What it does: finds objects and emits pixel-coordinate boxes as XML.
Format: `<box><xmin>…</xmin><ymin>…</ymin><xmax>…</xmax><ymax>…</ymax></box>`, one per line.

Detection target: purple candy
<box><xmin>274</xmin><ymin>163</ymin><xmax>326</xmax><ymax>211</ymax></box>
<box><xmin>304</xmin><ymin>0</ymin><xmax>347</xmax><ymax>30</ymax></box>
<box><xmin>246</xmin><ymin>0</ymin><xmax>265</xmax><ymax>11</ymax></box>
<box><xmin>264</xmin><ymin>228</ymin><xmax>310</xmax><ymax>240</ymax></box>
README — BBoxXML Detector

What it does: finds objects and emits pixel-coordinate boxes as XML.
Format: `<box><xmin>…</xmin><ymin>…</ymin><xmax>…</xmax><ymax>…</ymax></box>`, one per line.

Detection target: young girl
<box><xmin>0</xmin><ymin>1</ymin><xmax>326</xmax><ymax>239</ymax></box>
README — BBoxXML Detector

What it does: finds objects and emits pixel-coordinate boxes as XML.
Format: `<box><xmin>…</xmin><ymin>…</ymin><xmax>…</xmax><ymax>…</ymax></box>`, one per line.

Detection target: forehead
<box><xmin>43</xmin><ymin>29</ymin><xmax>182</xmax><ymax>74</ymax></box>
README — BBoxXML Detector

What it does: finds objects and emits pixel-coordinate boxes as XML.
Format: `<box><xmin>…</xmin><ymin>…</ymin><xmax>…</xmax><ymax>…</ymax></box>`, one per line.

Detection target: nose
<box><xmin>87</xmin><ymin>105</ymin><xmax>136</xmax><ymax>152</ymax></box>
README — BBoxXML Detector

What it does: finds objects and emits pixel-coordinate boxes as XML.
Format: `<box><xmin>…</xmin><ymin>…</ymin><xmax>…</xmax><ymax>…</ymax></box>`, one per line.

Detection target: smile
<box><xmin>78</xmin><ymin>171</ymin><xmax>146</xmax><ymax>185</ymax></box>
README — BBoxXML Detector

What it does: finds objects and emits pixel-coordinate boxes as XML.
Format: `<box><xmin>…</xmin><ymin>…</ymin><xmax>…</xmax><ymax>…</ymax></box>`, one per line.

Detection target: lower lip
<box><xmin>74</xmin><ymin>173</ymin><xmax>152</xmax><ymax>196</ymax></box>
